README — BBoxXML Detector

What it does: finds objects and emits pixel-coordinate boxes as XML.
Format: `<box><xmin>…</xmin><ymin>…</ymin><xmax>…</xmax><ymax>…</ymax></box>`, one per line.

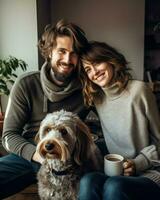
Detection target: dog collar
<box><xmin>51</xmin><ymin>168</ymin><xmax>72</xmax><ymax>176</ymax></box>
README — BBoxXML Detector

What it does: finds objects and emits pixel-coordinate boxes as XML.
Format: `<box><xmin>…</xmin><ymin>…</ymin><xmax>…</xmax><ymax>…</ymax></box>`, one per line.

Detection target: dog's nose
<box><xmin>45</xmin><ymin>143</ymin><xmax>54</xmax><ymax>151</ymax></box>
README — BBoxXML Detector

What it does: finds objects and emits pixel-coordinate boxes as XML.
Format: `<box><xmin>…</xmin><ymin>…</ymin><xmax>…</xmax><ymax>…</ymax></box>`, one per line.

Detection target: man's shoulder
<box><xmin>19</xmin><ymin>71</ymin><xmax>40</xmax><ymax>80</ymax></box>
<box><xmin>16</xmin><ymin>71</ymin><xmax>40</xmax><ymax>84</ymax></box>
<box><xmin>11</xmin><ymin>70</ymin><xmax>42</xmax><ymax>96</ymax></box>
<box><xmin>12</xmin><ymin>71</ymin><xmax>41</xmax><ymax>91</ymax></box>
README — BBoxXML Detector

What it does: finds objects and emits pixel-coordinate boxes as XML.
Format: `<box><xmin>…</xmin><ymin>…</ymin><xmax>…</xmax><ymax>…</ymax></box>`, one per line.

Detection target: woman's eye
<box><xmin>60</xmin><ymin>128</ymin><xmax>68</xmax><ymax>135</ymax></box>
<box><xmin>85</xmin><ymin>68</ymin><xmax>91</xmax><ymax>74</ymax></box>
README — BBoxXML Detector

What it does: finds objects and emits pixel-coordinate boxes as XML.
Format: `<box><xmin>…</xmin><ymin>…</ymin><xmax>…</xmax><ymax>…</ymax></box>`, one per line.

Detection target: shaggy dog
<box><xmin>35</xmin><ymin>110</ymin><xmax>102</xmax><ymax>200</ymax></box>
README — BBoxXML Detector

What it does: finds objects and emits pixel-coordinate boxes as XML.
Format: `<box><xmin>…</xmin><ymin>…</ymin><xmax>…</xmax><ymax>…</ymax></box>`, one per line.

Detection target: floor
<box><xmin>4</xmin><ymin>184</ymin><xmax>40</xmax><ymax>200</ymax></box>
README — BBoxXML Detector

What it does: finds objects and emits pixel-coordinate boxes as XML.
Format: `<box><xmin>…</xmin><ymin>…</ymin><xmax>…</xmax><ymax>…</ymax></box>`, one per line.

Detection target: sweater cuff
<box><xmin>21</xmin><ymin>143</ymin><xmax>36</xmax><ymax>161</ymax></box>
<box><xmin>133</xmin><ymin>153</ymin><xmax>150</xmax><ymax>173</ymax></box>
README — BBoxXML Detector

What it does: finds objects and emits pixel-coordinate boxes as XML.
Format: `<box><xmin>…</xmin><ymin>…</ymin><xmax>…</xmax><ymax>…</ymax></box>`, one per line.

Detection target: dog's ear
<box><xmin>73</xmin><ymin>118</ymin><xmax>92</xmax><ymax>165</ymax></box>
<box><xmin>73</xmin><ymin>118</ymin><xmax>103</xmax><ymax>171</ymax></box>
<box><xmin>35</xmin><ymin>131</ymin><xmax>40</xmax><ymax>144</ymax></box>
<box><xmin>35</xmin><ymin>121</ymin><xmax>43</xmax><ymax>144</ymax></box>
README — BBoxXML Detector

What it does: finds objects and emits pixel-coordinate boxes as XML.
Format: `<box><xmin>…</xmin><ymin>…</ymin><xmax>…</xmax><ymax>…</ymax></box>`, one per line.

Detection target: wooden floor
<box><xmin>4</xmin><ymin>184</ymin><xmax>40</xmax><ymax>200</ymax></box>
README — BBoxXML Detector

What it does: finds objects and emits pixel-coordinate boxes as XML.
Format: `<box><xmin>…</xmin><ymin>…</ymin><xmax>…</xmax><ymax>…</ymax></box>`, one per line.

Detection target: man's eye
<box><xmin>58</xmin><ymin>49</ymin><xmax>66</xmax><ymax>54</ymax></box>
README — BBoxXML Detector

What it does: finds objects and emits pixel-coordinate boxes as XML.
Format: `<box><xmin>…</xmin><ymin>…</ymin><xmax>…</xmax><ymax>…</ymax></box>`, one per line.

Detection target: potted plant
<box><xmin>0</xmin><ymin>56</ymin><xmax>28</xmax><ymax>134</ymax></box>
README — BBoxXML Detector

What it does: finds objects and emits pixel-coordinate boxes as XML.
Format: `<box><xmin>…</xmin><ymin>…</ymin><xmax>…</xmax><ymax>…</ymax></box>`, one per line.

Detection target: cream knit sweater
<box><xmin>96</xmin><ymin>80</ymin><xmax>160</xmax><ymax>186</ymax></box>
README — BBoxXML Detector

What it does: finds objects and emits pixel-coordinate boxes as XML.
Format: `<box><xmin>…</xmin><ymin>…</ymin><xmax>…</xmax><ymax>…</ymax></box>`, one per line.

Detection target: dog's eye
<box><xmin>45</xmin><ymin>127</ymin><xmax>52</xmax><ymax>132</ymax></box>
<box><xmin>59</xmin><ymin>128</ymin><xmax>68</xmax><ymax>135</ymax></box>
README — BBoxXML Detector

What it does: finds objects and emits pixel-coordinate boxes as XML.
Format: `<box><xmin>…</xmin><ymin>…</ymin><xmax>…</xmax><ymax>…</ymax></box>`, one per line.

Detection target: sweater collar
<box><xmin>40</xmin><ymin>62</ymin><xmax>82</xmax><ymax>103</ymax></box>
<box><xmin>102</xmin><ymin>82</ymin><xmax>125</xmax><ymax>100</ymax></box>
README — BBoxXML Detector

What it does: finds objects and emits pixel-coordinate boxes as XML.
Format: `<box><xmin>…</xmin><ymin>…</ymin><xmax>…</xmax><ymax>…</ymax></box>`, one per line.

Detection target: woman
<box><xmin>78</xmin><ymin>41</ymin><xmax>160</xmax><ymax>200</ymax></box>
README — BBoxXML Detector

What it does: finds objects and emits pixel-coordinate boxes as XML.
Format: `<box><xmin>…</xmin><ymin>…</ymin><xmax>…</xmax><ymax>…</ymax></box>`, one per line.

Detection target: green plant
<box><xmin>0</xmin><ymin>56</ymin><xmax>28</xmax><ymax>114</ymax></box>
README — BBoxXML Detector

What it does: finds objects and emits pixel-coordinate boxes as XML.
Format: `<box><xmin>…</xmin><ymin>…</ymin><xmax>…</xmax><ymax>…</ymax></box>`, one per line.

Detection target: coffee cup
<box><xmin>104</xmin><ymin>154</ymin><xmax>124</xmax><ymax>176</ymax></box>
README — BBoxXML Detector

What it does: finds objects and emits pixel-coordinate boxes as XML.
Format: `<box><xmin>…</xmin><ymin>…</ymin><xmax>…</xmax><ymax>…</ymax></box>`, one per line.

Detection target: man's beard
<box><xmin>54</xmin><ymin>70</ymin><xmax>73</xmax><ymax>82</ymax></box>
<box><xmin>51</xmin><ymin>62</ymin><xmax>76</xmax><ymax>84</ymax></box>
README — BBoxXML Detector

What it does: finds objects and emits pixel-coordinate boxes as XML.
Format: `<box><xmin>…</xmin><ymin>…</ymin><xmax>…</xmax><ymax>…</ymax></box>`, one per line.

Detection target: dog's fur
<box><xmin>35</xmin><ymin>110</ymin><xmax>103</xmax><ymax>200</ymax></box>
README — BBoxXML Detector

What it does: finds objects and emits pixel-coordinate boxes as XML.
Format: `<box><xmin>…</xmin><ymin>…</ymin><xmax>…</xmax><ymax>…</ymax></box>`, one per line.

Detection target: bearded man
<box><xmin>0</xmin><ymin>19</ymin><xmax>90</xmax><ymax>199</ymax></box>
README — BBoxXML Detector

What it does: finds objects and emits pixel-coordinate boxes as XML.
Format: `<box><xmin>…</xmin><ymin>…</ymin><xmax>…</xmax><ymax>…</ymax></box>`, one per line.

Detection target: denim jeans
<box><xmin>0</xmin><ymin>153</ymin><xmax>40</xmax><ymax>199</ymax></box>
<box><xmin>78</xmin><ymin>172</ymin><xmax>160</xmax><ymax>200</ymax></box>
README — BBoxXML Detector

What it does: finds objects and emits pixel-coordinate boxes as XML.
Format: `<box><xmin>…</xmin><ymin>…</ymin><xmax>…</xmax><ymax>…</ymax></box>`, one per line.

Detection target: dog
<box><xmin>35</xmin><ymin>110</ymin><xmax>103</xmax><ymax>200</ymax></box>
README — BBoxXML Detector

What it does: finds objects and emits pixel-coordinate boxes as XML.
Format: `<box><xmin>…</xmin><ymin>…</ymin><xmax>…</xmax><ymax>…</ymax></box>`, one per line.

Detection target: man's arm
<box><xmin>2</xmin><ymin>76</ymin><xmax>36</xmax><ymax>161</ymax></box>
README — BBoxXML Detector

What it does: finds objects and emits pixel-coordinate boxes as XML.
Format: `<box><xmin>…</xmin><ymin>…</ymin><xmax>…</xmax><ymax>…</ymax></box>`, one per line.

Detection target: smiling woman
<box><xmin>79</xmin><ymin>41</ymin><xmax>160</xmax><ymax>200</ymax></box>
<box><xmin>83</xmin><ymin>62</ymin><xmax>114</xmax><ymax>88</ymax></box>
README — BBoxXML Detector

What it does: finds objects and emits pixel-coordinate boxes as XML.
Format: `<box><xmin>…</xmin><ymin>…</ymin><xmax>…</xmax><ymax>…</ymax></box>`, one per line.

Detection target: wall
<box><xmin>51</xmin><ymin>0</ymin><xmax>145</xmax><ymax>80</ymax></box>
<box><xmin>36</xmin><ymin>0</ymin><xmax>51</xmax><ymax>67</ymax></box>
<box><xmin>0</xmin><ymin>0</ymin><xmax>38</xmax><ymax>110</ymax></box>
<box><xmin>0</xmin><ymin>0</ymin><xmax>145</xmax><ymax>110</ymax></box>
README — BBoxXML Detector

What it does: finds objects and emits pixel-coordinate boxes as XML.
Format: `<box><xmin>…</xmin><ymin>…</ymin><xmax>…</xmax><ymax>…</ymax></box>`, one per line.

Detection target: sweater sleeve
<box><xmin>2</xmin><ymin>76</ymin><xmax>36</xmax><ymax>161</ymax></box>
<box><xmin>133</xmin><ymin>85</ymin><xmax>160</xmax><ymax>173</ymax></box>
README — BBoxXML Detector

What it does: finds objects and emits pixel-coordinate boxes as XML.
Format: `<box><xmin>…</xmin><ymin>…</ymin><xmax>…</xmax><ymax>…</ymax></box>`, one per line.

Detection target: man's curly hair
<box><xmin>38</xmin><ymin>19</ymin><xmax>88</xmax><ymax>61</ymax></box>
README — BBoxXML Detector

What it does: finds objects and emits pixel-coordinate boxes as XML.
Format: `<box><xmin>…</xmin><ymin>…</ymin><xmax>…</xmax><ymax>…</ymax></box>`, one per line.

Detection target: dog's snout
<box><xmin>45</xmin><ymin>143</ymin><xmax>54</xmax><ymax>151</ymax></box>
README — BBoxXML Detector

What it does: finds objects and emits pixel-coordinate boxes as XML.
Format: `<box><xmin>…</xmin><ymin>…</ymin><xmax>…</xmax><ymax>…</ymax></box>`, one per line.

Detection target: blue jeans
<box><xmin>78</xmin><ymin>172</ymin><xmax>160</xmax><ymax>200</ymax></box>
<box><xmin>0</xmin><ymin>153</ymin><xmax>40</xmax><ymax>199</ymax></box>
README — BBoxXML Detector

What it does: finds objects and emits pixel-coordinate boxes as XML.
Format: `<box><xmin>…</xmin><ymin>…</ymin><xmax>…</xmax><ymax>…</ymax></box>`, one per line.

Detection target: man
<box><xmin>0</xmin><ymin>19</ymin><xmax>90</xmax><ymax>198</ymax></box>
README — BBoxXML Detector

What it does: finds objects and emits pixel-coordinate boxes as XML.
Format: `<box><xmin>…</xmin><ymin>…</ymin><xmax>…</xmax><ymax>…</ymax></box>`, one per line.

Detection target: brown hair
<box><xmin>38</xmin><ymin>19</ymin><xmax>88</xmax><ymax>61</ymax></box>
<box><xmin>79</xmin><ymin>41</ymin><xmax>132</xmax><ymax>106</ymax></box>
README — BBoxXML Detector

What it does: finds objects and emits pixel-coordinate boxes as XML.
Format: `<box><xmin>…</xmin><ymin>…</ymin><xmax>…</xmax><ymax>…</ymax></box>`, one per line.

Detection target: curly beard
<box><xmin>51</xmin><ymin>61</ymin><xmax>77</xmax><ymax>84</ymax></box>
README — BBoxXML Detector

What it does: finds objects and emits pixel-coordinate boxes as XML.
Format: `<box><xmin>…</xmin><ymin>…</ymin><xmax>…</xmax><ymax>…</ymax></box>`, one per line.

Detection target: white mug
<box><xmin>104</xmin><ymin>154</ymin><xmax>124</xmax><ymax>176</ymax></box>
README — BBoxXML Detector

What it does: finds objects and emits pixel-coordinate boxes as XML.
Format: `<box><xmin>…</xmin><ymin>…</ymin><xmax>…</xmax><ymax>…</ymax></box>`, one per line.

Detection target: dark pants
<box><xmin>78</xmin><ymin>172</ymin><xmax>160</xmax><ymax>200</ymax></box>
<box><xmin>0</xmin><ymin>153</ymin><xmax>40</xmax><ymax>199</ymax></box>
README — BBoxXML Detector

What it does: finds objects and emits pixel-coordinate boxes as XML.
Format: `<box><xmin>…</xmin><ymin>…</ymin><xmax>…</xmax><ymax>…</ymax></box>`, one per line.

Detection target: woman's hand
<box><xmin>123</xmin><ymin>159</ymin><xmax>136</xmax><ymax>176</ymax></box>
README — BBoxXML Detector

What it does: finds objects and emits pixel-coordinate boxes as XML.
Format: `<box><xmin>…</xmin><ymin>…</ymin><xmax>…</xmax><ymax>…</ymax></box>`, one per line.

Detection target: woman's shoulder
<box><xmin>127</xmin><ymin>80</ymin><xmax>154</xmax><ymax>100</ymax></box>
<box><xmin>128</xmin><ymin>80</ymin><xmax>151</xmax><ymax>92</ymax></box>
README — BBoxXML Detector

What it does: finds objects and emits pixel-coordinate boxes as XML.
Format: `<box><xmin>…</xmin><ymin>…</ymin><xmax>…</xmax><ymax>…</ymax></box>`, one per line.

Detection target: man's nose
<box><xmin>63</xmin><ymin>53</ymin><xmax>71</xmax><ymax>64</ymax></box>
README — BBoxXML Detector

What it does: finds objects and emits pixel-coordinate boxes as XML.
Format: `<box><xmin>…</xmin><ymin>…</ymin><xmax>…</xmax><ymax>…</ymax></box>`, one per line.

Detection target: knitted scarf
<box><xmin>40</xmin><ymin>63</ymin><xmax>82</xmax><ymax>102</ymax></box>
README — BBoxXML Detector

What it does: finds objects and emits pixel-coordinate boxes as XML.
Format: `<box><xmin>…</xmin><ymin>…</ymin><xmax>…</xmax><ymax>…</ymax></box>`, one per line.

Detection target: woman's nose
<box><xmin>91</xmin><ymin>68</ymin><xmax>100</xmax><ymax>79</ymax></box>
<box><xmin>92</xmin><ymin>67</ymin><xmax>99</xmax><ymax>75</ymax></box>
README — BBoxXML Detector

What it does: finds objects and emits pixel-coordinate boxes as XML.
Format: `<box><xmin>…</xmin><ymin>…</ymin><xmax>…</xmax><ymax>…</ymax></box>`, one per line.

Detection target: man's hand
<box><xmin>32</xmin><ymin>151</ymin><xmax>44</xmax><ymax>164</ymax></box>
<box><xmin>123</xmin><ymin>159</ymin><xmax>136</xmax><ymax>176</ymax></box>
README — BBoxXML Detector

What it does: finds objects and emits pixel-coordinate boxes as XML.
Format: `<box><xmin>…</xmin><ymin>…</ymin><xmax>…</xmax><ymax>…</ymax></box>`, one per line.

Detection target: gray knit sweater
<box><xmin>96</xmin><ymin>80</ymin><xmax>160</xmax><ymax>186</ymax></box>
<box><xmin>2</xmin><ymin>63</ymin><xmax>89</xmax><ymax>161</ymax></box>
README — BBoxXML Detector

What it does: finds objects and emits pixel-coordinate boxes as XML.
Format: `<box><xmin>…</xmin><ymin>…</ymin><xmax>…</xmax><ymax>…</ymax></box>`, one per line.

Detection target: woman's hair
<box><xmin>79</xmin><ymin>41</ymin><xmax>132</xmax><ymax>106</ymax></box>
<box><xmin>38</xmin><ymin>19</ymin><xmax>88</xmax><ymax>60</ymax></box>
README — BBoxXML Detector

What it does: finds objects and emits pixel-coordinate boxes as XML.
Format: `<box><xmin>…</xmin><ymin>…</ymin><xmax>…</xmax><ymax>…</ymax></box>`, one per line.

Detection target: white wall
<box><xmin>0</xmin><ymin>0</ymin><xmax>38</xmax><ymax>110</ymax></box>
<box><xmin>51</xmin><ymin>0</ymin><xmax>145</xmax><ymax>80</ymax></box>
<box><xmin>0</xmin><ymin>0</ymin><xmax>38</xmax><ymax>70</ymax></box>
